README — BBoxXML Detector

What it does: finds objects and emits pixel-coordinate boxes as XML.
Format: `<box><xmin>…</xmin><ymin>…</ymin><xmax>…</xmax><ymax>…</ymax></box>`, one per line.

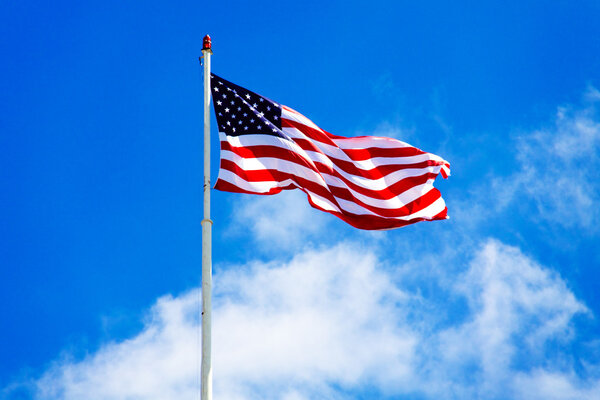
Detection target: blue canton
<box><xmin>211</xmin><ymin>73</ymin><xmax>283</xmax><ymax>138</ymax></box>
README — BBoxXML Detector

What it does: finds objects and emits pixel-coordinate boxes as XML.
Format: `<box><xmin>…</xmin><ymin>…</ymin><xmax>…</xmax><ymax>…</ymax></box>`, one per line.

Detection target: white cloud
<box><xmin>30</xmin><ymin>243</ymin><xmax>417</xmax><ymax>400</ymax></box>
<box><xmin>212</xmin><ymin>244</ymin><xmax>417</xmax><ymax>395</ymax></box>
<box><xmin>20</xmin><ymin>239</ymin><xmax>598</xmax><ymax>400</ymax></box>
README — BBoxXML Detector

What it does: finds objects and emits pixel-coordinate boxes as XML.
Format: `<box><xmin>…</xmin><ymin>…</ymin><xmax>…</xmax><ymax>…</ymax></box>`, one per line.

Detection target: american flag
<box><xmin>211</xmin><ymin>73</ymin><xmax>450</xmax><ymax>230</ymax></box>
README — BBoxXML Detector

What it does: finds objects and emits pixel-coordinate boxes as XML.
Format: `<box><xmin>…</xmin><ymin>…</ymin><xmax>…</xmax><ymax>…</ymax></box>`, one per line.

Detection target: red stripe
<box><xmin>281</xmin><ymin>118</ymin><xmax>342</xmax><ymax>147</ymax></box>
<box><xmin>292</xmin><ymin>138</ymin><xmax>426</xmax><ymax>161</ymax></box>
<box><xmin>440</xmin><ymin>163</ymin><xmax>450</xmax><ymax>179</ymax></box>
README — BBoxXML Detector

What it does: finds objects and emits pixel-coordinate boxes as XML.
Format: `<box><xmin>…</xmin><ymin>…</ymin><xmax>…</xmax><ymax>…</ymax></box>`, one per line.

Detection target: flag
<box><xmin>210</xmin><ymin>73</ymin><xmax>450</xmax><ymax>230</ymax></box>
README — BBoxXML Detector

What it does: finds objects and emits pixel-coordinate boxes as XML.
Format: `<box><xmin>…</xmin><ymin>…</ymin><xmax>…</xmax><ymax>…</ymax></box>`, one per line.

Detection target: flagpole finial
<box><xmin>202</xmin><ymin>35</ymin><xmax>212</xmax><ymax>51</ymax></box>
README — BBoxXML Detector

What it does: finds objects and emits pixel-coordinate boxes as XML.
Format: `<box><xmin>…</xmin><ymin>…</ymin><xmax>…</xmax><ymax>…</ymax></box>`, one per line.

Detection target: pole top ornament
<box><xmin>202</xmin><ymin>35</ymin><xmax>212</xmax><ymax>51</ymax></box>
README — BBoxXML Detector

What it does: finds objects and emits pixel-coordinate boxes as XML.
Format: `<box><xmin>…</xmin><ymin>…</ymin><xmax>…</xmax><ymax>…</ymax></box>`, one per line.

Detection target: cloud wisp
<box><xmin>492</xmin><ymin>88</ymin><xmax>600</xmax><ymax>232</ymax></box>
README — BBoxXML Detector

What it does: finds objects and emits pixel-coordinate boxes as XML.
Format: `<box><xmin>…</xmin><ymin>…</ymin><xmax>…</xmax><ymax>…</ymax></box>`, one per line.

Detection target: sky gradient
<box><xmin>1</xmin><ymin>1</ymin><xmax>600</xmax><ymax>399</ymax></box>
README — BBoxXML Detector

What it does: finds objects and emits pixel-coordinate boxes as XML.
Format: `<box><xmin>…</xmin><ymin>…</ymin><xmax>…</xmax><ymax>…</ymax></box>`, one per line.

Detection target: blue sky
<box><xmin>2</xmin><ymin>1</ymin><xmax>600</xmax><ymax>399</ymax></box>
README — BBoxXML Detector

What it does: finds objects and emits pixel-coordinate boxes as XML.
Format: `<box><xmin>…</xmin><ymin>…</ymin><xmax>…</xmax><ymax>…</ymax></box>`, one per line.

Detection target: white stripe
<box><xmin>217</xmin><ymin>169</ymin><xmax>296</xmax><ymax>193</ymax></box>
<box><xmin>403</xmin><ymin>195</ymin><xmax>447</xmax><ymax>220</ymax></box>
<box><xmin>281</xmin><ymin>106</ymin><xmax>321</xmax><ymax>131</ymax></box>
<box><xmin>441</xmin><ymin>163</ymin><xmax>451</xmax><ymax>177</ymax></box>
<box><xmin>332</xmin><ymin>136</ymin><xmax>414</xmax><ymax>150</ymax></box>
<box><xmin>301</xmin><ymin>191</ymin><xmax>341</xmax><ymax>213</ymax></box>
<box><xmin>220</xmin><ymin>130</ymin><xmax>290</xmax><ymax>147</ymax></box>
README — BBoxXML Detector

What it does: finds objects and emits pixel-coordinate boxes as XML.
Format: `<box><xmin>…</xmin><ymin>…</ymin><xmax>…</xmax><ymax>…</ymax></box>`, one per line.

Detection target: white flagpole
<box><xmin>201</xmin><ymin>34</ymin><xmax>213</xmax><ymax>400</ymax></box>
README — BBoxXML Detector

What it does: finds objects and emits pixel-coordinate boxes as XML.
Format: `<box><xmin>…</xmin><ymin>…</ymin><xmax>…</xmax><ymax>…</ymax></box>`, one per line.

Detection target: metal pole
<box><xmin>200</xmin><ymin>34</ymin><xmax>213</xmax><ymax>400</ymax></box>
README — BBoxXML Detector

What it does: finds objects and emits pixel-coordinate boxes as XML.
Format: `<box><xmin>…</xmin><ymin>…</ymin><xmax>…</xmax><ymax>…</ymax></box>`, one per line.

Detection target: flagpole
<box><xmin>200</xmin><ymin>34</ymin><xmax>213</xmax><ymax>400</ymax></box>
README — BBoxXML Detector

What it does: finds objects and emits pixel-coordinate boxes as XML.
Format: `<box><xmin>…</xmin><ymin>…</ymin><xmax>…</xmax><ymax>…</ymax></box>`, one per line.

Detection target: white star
<box><xmin>259</xmin><ymin>98</ymin><xmax>264</xmax><ymax>102</ymax></box>
<box><xmin>250</xmin><ymin>119</ymin><xmax>255</xmax><ymax>123</ymax></box>
<box><xmin>227</xmin><ymin>87</ymin><xmax>232</xmax><ymax>91</ymax></box>
<box><xmin>225</xmin><ymin>108</ymin><xmax>230</xmax><ymax>113</ymax></box>
<box><xmin>272</xmin><ymin>128</ymin><xmax>277</xmax><ymax>132</ymax></box>
<box><xmin>214</xmin><ymin>87</ymin><xmax>219</xmax><ymax>92</ymax></box>
<box><xmin>258</xmin><ymin>112</ymin><xmax>264</xmax><ymax>118</ymax></box>
<box><xmin>265</xmin><ymin>120</ymin><xmax>270</xmax><ymax>125</ymax></box>
<box><xmin>230</xmin><ymin>101</ymin><xmax>235</xmax><ymax>105</ymax></box>
<box><xmin>244</xmin><ymin>126</ymin><xmax>248</xmax><ymax>130</ymax></box>
<box><xmin>257</xmin><ymin>125</ymin><xmax>262</xmax><ymax>129</ymax></box>
<box><xmin>237</xmin><ymin>107</ymin><xmax>241</xmax><ymax>111</ymax></box>
<box><xmin>222</xmin><ymin>94</ymin><xmax>227</xmax><ymax>98</ymax></box>
<box><xmin>274</xmin><ymin>116</ymin><xmax>278</xmax><ymax>120</ymax></box>
<box><xmin>245</xmin><ymin>94</ymin><xmax>251</xmax><ymax>99</ymax></box>
<box><xmin>238</xmin><ymin>120</ymin><xmax>242</xmax><ymax>125</ymax></box>
<box><xmin>226</xmin><ymin>121</ymin><xmax>231</xmax><ymax>126</ymax></box>
<box><xmin>218</xmin><ymin>112</ymin><xmax>222</xmax><ymax>116</ymax></box>
<box><xmin>266</xmin><ymin>106</ymin><xmax>271</xmax><ymax>111</ymax></box>
<box><xmin>253</xmin><ymin>103</ymin><xmax>258</xmax><ymax>107</ymax></box>
<box><xmin>231</xmin><ymin>114</ymin><xmax>236</xmax><ymax>119</ymax></box>
<box><xmin>218</xmin><ymin>81</ymin><xmax>223</xmax><ymax>85</ymax></box>
<box><xmin>216</xmin><ymin>100</ymin><xmax>222</xmax><ymax>105</ymax></box>
<box><xmin>232</xmin><ymin>127</ymin><xmax>236</xmax><ymax>132</ymax></box>
<box><xmin>243</xmin><ymin>113</ymin><xmax>247</xmax><ymax>117</ymax></box>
